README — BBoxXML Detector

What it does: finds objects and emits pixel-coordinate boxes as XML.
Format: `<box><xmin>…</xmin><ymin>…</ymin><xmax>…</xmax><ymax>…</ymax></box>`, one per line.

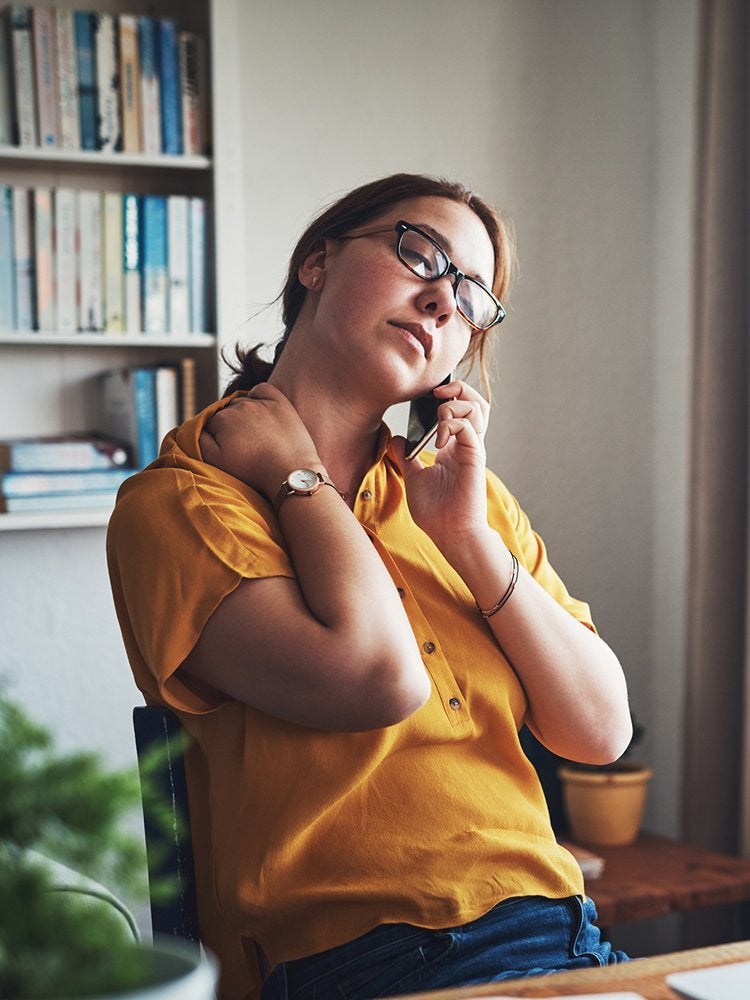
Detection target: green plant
<box><xmin>0</xmin><ymin>694</ymin><xmax>173</xmax><ymax>998</ymax></box>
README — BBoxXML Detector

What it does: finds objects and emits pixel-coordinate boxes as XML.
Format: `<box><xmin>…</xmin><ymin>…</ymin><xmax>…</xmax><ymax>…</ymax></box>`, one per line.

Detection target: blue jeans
<box><xmin>261</xmin><ymin>896</ymin><xmax>627</xmax><ymax>999</ymax></box>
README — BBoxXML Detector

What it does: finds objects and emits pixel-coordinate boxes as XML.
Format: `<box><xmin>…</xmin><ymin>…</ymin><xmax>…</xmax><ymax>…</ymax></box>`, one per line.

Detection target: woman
<box><xmin>107</xmin><ymin>173</ymin><xmax>632</xmax><ymax>1000</ymax></box>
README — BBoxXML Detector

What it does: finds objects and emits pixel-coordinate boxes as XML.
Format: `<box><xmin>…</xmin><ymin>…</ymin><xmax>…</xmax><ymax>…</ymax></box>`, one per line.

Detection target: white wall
<box><xmin>1</xmin><ymin>0</ymin><xmax>696</xmax><ymax>930</ymax></box>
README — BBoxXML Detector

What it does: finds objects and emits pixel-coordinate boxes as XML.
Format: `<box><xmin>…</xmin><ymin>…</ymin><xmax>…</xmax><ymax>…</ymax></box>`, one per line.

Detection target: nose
<box><xmin>415</xmin><ymin>274</ymin><xmax>458</xmax><ymax>326</ymax></box>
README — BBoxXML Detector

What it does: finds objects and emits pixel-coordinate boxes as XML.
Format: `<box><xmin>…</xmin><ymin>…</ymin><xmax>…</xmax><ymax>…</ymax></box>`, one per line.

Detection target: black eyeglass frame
<box><xmin>337</xmin><ymin>220</ymin><xmax>506</xmax><ymax>332</ymax></box>
<box><xmin>393</xmin><ymin>221</ymin><xmax>505</xmax><ymax>332</ymax></box>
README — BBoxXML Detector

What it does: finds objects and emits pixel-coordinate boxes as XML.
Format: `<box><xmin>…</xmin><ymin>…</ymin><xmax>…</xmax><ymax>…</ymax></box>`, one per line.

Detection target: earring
<box><xmin>310</xmin><ymin>276</ymin><xmax>320</xmax><ymax>288</ymax></box>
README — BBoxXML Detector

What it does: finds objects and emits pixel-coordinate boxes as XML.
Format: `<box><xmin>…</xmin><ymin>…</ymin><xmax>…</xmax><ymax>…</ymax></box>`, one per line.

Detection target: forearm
<box><xmin>441</xmin><ymin>528</ymin><xmax>632</xmax><ymax>764</ymax></box>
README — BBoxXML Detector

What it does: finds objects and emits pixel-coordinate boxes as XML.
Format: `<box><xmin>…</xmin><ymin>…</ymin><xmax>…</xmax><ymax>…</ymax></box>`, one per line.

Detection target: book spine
<box><xmin>178</xmin><ymin>32</ymin><xmax>200</xmax><ymax>155</ymax></box>
<box><xmin>32</xmin><ymin>6</ymin><xmax>56</xmax><ymax>147</ymax></box>
<box><xmin>118</xmin><ymin>14</ymin><xmax>139</xmax><ymax>153</ymax></box>
<box><xmin>154</xmin><ymin>364</ymin><xmax>178</xmax><ymax>447</ymax></box>
<box><xmin>0</xmin><ymin>186</ymin><xmax>14</xmax><ymax>329</ymax></box>
<box><xmin>0</xmin><ymin>466</ymin><xmax>132</xmax><ymax>497</ymax></box>
<box><xmin>0</xmin><ymin>490</ymin><xmax>119</xmax><ymax>512</ymax></box>
<box><xmin>9</xmin><ymin>5</ymin><xmax>37</xmax><ymax>146</ymax></box>
<box><xmin>55</xmin><ymin>9</ymin><xmax>79</xmax><ymax>150</ymax></box>
<box><xmin>54</xmin><ymin>187</ymin><xmax>77</xmax><ymax>333</ymax></box>
<box><xmin>158</xmin><ymin>18</ymin><xmax>181</xmax><ymax>155</ymax></box>
<box><xmin>33</xmin><ymin>186</ymin><xmax>54</xmax><ymax>331</ymax></box>
<box><xmin>0</xmin><ymin>436</ymin><xmax>129</xmax><ymax>471</ymax></box>
<box><xmin>77</xmin><ymin>190</ymin><xmax>103</xmax><ymax>332</ymax></box>
<box><xmin>167</xmin><ymin>195</ymin><xmax>189</xmax><ymax>335</ymax></box>
<box><xmin>103</xmin><ymin>191</ymin><xmax>123</xmax><ymax>332</ymax></box>
<box><xmin>189</xmin><ymin>196</ymin><xmax>207</xmax><ymax>333</ymax></box>
<box><xmin>0</xmin><ymin>12</ymin><xmax>15</xmax><ymax>144</ymax></box>
<box><xmin>93</xmin><ymin>11</ymin><xmax>120</xmax><ymax>152</ymax></box>
<box><xmin>138</xmin><ymin>16</ymin><xmax>160</xmax><ymax>154</ymax></box>
<box><xmin>74</xmin><ymin>11</ymin><xmax>97</xmax><ymax>151</ymax></box>
<box><xmin>122</xmin><ymin>193</ymin><xmax>141</xmax><ymax>333</ymax></box>
<box><xmin>141</xmin><ymin>195</ymin><xmax>168</xmax><ymax>334</ymax></box>
<box><xmin>12</xmin><ymin>186</ymin><xmax>33</xmax><ymax>330</ymax></box>
<box><xmin>132</xmin><ymin>366</ymin><xmax>158</xmax><ymax>466</ymax></box>
<box><xmin>179</xmin><ymin>355</ymin><xmax>197</xmax><ymax>422</ymax></box>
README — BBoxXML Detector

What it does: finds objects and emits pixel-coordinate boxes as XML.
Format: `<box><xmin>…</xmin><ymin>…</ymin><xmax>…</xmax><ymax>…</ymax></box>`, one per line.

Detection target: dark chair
<box><xmin>132</xmin><ymin>705</ymin><xmax>200</xmax><ymax>944</ymax></box>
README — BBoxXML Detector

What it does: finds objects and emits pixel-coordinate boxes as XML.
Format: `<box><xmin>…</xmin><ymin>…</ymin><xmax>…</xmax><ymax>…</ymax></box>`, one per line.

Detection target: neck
<box><xmin>268</xmin><ymin>348</ymin><xmax>385</xmax><ymax>501</ymax></box>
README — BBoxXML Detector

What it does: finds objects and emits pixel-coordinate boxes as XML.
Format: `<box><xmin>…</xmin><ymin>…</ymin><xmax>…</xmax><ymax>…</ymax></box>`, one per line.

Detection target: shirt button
<box><xmin>361</xmin><ymin>490</ymin><xmax>373</xmax><ymax>500</ymax></box>
<box><xmin>449</xmin><ymin>697</ymin><xmax>462</xmax><ymax>711</ymax></box>
<box><xmin>422</xmin><ymin>641</ymin><xmax>436</xmax><ymax>654</ymax></box>
<box><xmin>397</xmin><ymin>587</ymin><xmax>405</xmax><ymax>598</ymax></box>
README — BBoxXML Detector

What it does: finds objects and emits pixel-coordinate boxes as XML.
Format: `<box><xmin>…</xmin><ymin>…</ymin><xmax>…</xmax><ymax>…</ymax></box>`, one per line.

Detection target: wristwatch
<box><xmin>273</xmin><ymin>469</ymin><xmax>338</xmax><ymax>513</ymax></box>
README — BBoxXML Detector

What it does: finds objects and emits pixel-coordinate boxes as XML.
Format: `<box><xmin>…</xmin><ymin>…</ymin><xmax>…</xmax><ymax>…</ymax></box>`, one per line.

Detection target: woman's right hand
<box><xmin>199</xmin><ymin>383</ymin><xmax>322</xmax><ymax>498</ymax></box>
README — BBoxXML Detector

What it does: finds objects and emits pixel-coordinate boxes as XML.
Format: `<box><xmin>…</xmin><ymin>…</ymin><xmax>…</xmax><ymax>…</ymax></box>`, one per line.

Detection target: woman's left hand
<box><xmin>389</xmin><ymin>379</ymin><xmax>490</xmax><ymax>546</ymax></box>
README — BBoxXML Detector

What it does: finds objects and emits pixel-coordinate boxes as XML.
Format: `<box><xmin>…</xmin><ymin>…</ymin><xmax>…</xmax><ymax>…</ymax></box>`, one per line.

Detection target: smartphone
<box><xmin>405</xmin><ymin>373</ymin><xmax>454</xmax><ymax>461</ymax></box>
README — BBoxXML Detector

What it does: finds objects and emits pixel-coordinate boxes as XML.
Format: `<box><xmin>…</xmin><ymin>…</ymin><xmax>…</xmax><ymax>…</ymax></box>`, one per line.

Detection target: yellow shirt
<box><xmin>107</xmin><ymin>393</ymin><xmax>589</xmax><ymax>997</ymax></box>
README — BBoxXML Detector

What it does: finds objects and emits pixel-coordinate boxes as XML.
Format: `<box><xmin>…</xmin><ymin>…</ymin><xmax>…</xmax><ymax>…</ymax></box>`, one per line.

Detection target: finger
<box><xmin>434</xmin><ymin>380</ymin><xmax>490</xmax><ymax>423</ymax></box>
<box><xmin>438</xmin><ymin>399</ymin><xmax>485</xmax><ymax>436</ymax></box>
<box><xmin>434</xmin><ymin>416</ymin><xmax>482</xmax><ymax>451</ymax></box>
<box><xmin>388</xmin><ymin>436</ymin><xmax>425</xmax><ymax>476</ymax></box>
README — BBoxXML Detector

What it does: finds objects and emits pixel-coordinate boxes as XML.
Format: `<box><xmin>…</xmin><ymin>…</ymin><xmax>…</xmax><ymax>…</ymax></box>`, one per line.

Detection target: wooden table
<box><xmin>393</xmin><ymin>939</ymin><xmax>750</xmax><ymax>999</ymax></box>
<box><xmin>580</xmin><ymin>834</ymin><xmax>750</xmax><ymax>928</ymax></box>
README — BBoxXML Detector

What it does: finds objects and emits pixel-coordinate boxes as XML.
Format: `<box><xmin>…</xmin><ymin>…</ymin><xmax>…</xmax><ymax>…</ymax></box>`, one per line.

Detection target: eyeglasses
<box><xmin>339</xmin><ymin>220</ymin><xmax>505</xmax><ymax>331</ymax></box>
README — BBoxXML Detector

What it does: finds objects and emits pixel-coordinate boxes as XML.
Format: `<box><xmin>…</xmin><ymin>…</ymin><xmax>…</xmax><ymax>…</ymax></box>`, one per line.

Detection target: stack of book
<box><xmin>0</xmin><ymin>185</ymin><xmax>208</xmax><ymax>334</ymax></box>
<box><xmin>0</xmin><ymin>433</ymin><xmax>134</xmax><ymax>512</ymax></box>
<box><xmin>0</xmin><ymin>6</ymin><xmax>208</xmax><ymax>155</ymax></box>
<box><xmin>98</xmin><ymin>357</ymin><xmax>196</xmax><ymax>469</ymax></box>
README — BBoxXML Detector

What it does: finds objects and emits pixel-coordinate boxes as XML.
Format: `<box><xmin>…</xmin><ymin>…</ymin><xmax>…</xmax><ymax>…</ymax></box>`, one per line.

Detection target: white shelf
<box><xmin>0</xmin><ymin>145</ymin><xmax>211</xmax><ymax>170</ymax></box>
<box><xmin>0</xmin><ymin>509</ymin><xmax>112</xmax><ymax>531</ymax></box>
<box><xmin>0</xmin><ymin>331</ymin><xmax>216</xmax><ymax>347</ymax></box>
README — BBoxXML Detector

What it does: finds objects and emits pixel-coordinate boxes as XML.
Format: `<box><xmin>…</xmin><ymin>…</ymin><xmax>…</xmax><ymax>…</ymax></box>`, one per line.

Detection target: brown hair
<box><xmin>224</xmin><ymin>172</ymin><xmax>516</xmax><ymax>394</ymax></box>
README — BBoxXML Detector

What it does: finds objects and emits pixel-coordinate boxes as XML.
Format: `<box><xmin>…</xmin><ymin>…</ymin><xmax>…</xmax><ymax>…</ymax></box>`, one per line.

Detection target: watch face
<box><xmin>287</xmin><ymin>469</ymin><xmax>319</xmax><ymax>492</ymax></box>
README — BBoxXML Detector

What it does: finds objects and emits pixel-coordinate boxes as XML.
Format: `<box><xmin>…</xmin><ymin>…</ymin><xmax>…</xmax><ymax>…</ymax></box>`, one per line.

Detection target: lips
<box><xmin>389</xmin><ymin>321</ymin><xmax>433</xmax><ymax>358</ymax></box>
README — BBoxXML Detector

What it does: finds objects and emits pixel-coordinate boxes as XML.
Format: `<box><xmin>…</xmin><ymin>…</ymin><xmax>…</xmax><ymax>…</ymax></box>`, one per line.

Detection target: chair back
<box><xmin>132</xmin><ymin>705</ymin><xmax>200</xmax><ymax>943</ymax></box>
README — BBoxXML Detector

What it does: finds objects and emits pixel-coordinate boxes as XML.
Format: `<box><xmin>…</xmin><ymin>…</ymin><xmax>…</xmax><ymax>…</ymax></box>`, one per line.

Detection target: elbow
<box><xmin>340</xmin><ymin>651</ymin><xmax>431</xmax><ymax>731</ymax></box>
<box><xmin>576</xmin><ymin>716</ymin><xmax>634</xmax><ymax>767</ymax></box>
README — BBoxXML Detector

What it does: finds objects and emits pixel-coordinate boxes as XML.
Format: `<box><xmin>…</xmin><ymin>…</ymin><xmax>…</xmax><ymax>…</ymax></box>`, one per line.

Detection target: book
<box><xmin>179</xmin><ymin>356</ymin><xmax>197</xmax><ymax>421</ymax></box>
<box><xmin>0</xmin><ymin>489</ymin><xmax>119</xmax><ymax>513</ymax></box>
<box><xmin>559</xmin><ymin>840</ymin><xmax>606</xmax><ymax>880</ymax></box>
<box><xmin>178</xmin><ymin>32</ymin><xmax>206</xmax><ymax>155</ymax></box>
<box><xmin>0</xmin><ymin>14</ymin><xmax>12</xmax><ymax>144</ymax></box>
<box><xmin>93</xmin><ymin>11</ymin><xmax>119</xmax><ymax>152</ymax></box>
<box><xmin>0</xmin><ymin>185</ymin><xmax>13</xmax><ymax>329</ymax></box>
<box><xmin>99</xmin><ymin>366</ymin><xmax>158</xmax><ymax>468</ymax></box>
<box><xmin>103</xmin><ymin>191</ymin><xmax>123</xmax><ymax>332</ymax></box>
<box><xmin>122</xmin><ymin>192</ymin><xmax>141</xmax><ymax>333</ymax></box>
<box><xmin>11</xmin><ymin>186</ymin><xmax>33</xmax><ymax>330</ymax></box>
<box><xmin>137</xmin><ymin>16</ymin><xmax>160</xmax><ymax>154</ymax></box>
<box><xmin>0</xmin><ymin>466</ymin><xmax>133</xmax><ymax>497</ymax></box>
<box><xmin>74</xmin><ymin>10</ymin><xmax>97</xmax><ymax>151</ymax></box>
<box><xmin>141</xmin><ymin>195</ymin><xmax>168</xmax><ymax>334</ymax></box>
<box><xmin>32</xmin><ymin>6</ymin><xmax>56</xmax><ymax>147</ymax></box>
<box><xmin>154</xmin><ymin>364</ymin><xmax>179</xmax><ymax>446</ymax></box>
<box><xmin>167</xmin><ymin>195</ymin><xmax>189</xmax><ymax>334</ymax></box>
<box><xmin>33</xmin><ymin>186</ymin><xmax>54</xmax><ymax>331</ymax></box>
<box><xmin>189</xmin><ymin>196</ymin><xmax>207</xmax><ymax>333</ymax></box>
<box><xmin>8</xmin><ymin>4</ymin><xmax>37</xmax><ymax>146</ymax></box>
<box><xmin>54</xmin><ymin>8</ymin><xmax>79</xmax><ymax>150</ymax></box>
<box><xmin>158</xmin><ymin>18</ymin><xmax>181</xmax><ymax>154</ymax></box>
<box><xmin>77</xmin><ymin>189</ymin><xmax>103</xmax><ymax>332</ymax></box>
<box><xmin>118</xmin><ymin>14</ymin><xmax>139</xmax><ymax>153</ymax></box>
<box><xmin>54</xmin><ymin>187</ymin><xmax>77</xmax><ymax>333</ymax></box>
<box><xmin>0</xmin><ymin>434</ymin><xmax>130</xmax><ymax>471</ymax></box>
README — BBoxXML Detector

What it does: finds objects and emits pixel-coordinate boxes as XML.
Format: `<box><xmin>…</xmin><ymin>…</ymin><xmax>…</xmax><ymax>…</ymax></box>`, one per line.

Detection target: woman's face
<box><xmin>310</xmin><ymin>196</ymin><xmax>496</xmax><ymax>403</ymax></box>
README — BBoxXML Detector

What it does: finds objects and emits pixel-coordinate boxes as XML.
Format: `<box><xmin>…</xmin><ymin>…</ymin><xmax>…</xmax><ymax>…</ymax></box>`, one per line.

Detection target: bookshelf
<box><xmin>0</xmin><ymin>0</ymin><xmax>249</xmax><ymax>531</ymax></box>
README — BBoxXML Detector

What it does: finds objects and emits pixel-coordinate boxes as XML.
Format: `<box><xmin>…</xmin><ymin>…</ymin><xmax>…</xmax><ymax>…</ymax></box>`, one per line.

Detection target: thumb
<box><xmin>389</xmin><ymin>436</ymin><xmax>425</xmax><ymax>480</ymax></box>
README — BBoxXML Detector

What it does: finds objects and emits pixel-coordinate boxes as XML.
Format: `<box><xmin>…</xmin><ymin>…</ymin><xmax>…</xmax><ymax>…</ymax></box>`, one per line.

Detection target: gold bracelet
<box><xmin>477</xmin><ymin>552</ymin><xmax>519</xmax><ymax>618</ymax></box>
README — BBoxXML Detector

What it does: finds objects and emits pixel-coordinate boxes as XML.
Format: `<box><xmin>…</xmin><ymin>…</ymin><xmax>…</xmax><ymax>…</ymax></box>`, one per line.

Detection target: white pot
<box><xmin>88</xmin><ymin>942</ymin><xmax>218</xmax><ymax>1000</ymax></box>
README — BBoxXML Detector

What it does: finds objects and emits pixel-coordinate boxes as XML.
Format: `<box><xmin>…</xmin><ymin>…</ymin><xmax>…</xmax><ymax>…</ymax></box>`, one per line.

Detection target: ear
<box><xmin>299</xmin><ymin>245</ymin><xmax>327</xmax><ymax>291</ymax></box>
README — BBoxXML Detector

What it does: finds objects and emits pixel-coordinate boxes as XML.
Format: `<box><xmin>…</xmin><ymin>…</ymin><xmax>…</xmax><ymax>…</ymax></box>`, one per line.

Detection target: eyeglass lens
<box><xmin>397</xmin><ymin>227</ymin><xmax>501</xmax><ymax>330</ymax></box>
